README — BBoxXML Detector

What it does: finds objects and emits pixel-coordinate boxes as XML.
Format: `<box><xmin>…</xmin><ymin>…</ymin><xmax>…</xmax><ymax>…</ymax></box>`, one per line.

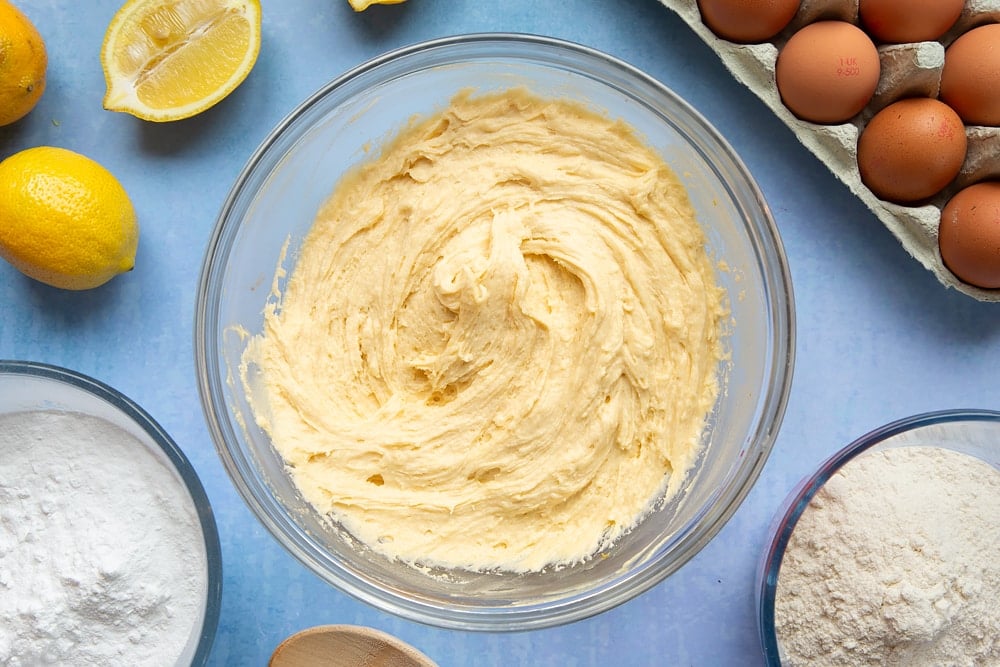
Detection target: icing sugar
<box><xmin>0</xmin><ymin>410</ymin><xmax>207</xmax><ymax>666</ymax></box>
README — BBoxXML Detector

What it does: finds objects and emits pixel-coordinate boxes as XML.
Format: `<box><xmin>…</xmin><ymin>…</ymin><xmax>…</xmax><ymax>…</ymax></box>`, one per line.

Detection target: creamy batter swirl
<box><xmin>242</xmin><ymin>89</ymin><xmax>725</xmax><ymax>572</ymax></box>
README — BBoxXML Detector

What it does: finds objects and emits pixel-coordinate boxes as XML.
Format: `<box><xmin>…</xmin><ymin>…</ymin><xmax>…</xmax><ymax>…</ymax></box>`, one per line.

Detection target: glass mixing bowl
<box><xmin>195</xmin><ymin>33</ymin><xmax>795</xmax><ymax>630</ymax></box>
<box><xmin>757</xmin><ymin>410</ymin><xmax>1000</xmax><ymax>664</ymax></box>
<box><xmin>0</xmin><ymin>360</ymin><xmax>222</xmax><ymax>665</ymax></box>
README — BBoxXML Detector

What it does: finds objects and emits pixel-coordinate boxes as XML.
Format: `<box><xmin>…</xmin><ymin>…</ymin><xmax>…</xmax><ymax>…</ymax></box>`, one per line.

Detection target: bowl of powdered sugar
<box><xmin>757</xmin><ymin>409</ymin><xmax>1000</xmax><ymax>667</ymax></box>
<box><xmin>0</xmin><ymin>360</ymin><xmax>222</xmax><ymax>666</ymax></box>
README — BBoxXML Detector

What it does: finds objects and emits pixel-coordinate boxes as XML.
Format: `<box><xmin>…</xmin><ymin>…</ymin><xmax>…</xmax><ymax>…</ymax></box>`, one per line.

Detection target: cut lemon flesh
<box><xmin>101</xmin><ymin>0</ymin><xmax>261</xmax><ymax>122</ymax></box>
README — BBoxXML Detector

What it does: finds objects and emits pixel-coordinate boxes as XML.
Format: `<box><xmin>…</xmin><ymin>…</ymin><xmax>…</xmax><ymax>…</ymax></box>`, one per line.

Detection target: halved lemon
<box><xmin>101</xmin><ymin>0</ymin><xmax>261</xmax><ymax>122</ymax></box>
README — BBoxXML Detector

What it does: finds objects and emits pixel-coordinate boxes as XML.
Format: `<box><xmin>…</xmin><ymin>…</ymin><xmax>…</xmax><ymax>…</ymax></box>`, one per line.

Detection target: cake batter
<box><xmin>241</xmin><ymin>89</ymin><xmax>725</xmax><ymax>572</ymax></box>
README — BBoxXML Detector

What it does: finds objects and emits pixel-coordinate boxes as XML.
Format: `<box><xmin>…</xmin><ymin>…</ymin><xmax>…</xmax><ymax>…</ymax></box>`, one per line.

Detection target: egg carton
<box><xmin>658</xmin><ymin>0</ymin><xmax>1000</xmax><ymax>302</ymax></box>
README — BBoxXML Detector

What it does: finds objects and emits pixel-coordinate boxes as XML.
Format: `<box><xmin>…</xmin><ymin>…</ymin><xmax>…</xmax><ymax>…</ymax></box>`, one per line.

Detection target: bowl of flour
<box><xmin>756</xmin><ymin>410</ymin><xmax>1000</xmax><ymax>667</ymax></box>
<box><xmin>0</xmin><ymin>360</ymin><xmax>222</xmax><ymax>666</ymax></box>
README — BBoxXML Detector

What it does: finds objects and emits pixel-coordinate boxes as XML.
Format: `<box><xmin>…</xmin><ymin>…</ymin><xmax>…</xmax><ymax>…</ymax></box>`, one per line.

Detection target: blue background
<box><xmin>2</xmin><ymin>1</ymin><xmax>998</xmax><ymax>665</ymax></box>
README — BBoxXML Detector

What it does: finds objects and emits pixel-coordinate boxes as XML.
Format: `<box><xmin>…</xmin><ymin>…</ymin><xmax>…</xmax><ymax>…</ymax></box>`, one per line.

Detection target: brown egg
<box><xmin>940</xmin><ymin>24</ymin><xmax>1000</xmax><ymax>127</ymax></box>
<box><xmin>857</xmin><ymin>98</ymin><xmax>967</xmax><ymax>204</ymax></box>
<box><xmin>859</xmin><ymin>0</ymin><xmax>964</xmax><ymax>43</ymax></box>
<box><xmin>939</xmin><ymin>181</ymin><xmax>1000</xmax><ymax>289</ymax></box>
<box><xmin>776</xmin><ymin>21</ymin><xmax>880</xmax><ymax>124</ymax></box>
<box><xmin>698</xmin><ymin>0</ymin><xmax>801</xmax><ymax>43</ymax></box>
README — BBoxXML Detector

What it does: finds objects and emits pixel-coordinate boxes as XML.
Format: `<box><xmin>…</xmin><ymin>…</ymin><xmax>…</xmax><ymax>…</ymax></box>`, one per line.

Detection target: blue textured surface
<box><xmin>2</xmin><ymin>1</ymin><xmax>999</xmax><ymax>665</ymax></box>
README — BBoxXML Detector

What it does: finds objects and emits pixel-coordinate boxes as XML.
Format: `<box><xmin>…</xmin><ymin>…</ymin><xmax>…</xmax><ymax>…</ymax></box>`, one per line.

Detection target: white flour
<box><xmin>775</xmin><ymin>446</ymin><xmax>1000</xmax><ymax>666</ymax></box>
<box><xmin>0</xmin><ymin>410</ymin><xmax>208</xmax><ymax>666</ymax></box>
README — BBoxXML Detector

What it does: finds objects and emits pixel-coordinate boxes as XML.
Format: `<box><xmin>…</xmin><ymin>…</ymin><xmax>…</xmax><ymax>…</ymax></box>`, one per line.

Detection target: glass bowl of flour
<box><xmin>0</xmin><ymin>360</ymin><xmax>222</xmax><ymax>666</ymax></box>
<box><xmin>196</xmin><ymin>33</ymin><xmax>795</xmax><ymax>631</ymax></box>
<box><xmin>757</xmin><ymin>409</ymin><xmax>1000</xmax><ymax>666</ymax></box>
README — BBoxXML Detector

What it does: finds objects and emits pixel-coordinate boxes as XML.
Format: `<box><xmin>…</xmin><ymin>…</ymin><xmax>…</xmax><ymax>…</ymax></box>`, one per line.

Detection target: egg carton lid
<box><xmin>658</xmin><ymin>0</ymin><xmax>1000</xmax><ymax>302</ymax></box>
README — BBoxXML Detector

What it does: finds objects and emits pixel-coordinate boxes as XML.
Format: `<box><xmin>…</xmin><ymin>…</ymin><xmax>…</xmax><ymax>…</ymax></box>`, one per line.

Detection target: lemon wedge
<box><xmin>101</xmin><ymin>0</ymin><xmax>261</xmax><ymax>122</ymax></box>
<box><xmin>348</xmin><ymin>0</ymin><xmax>407</xmax><ymax>11</ymax></box>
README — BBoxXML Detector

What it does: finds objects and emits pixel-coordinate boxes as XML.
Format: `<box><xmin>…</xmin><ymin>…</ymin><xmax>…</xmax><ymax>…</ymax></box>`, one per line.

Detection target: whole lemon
<box><xmin>0</xmin><ymin>0</ymin><xmax>47</xmax><ymax>126</ymax></box>
<box><xmin>0</xmin><ymin>146</ymin><xmax>139</xmax><ymax>290</ymax></box>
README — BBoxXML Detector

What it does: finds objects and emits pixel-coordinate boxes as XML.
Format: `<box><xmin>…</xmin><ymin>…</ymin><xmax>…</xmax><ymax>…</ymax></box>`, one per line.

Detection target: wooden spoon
<box><xmin>269</xmin><ymin>625</ymin><xmax>438</xmax><ymax>667</ymax></box>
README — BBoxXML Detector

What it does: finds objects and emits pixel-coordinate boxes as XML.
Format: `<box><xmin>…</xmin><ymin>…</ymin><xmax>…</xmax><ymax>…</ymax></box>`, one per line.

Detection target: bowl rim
<box><xmin>0</xmin><ymin>359</ymin><xmax>223</xmax><ymax>666</ymax></box>
<box><xmin>756</xmin><ymin>408</ymin><xmax>1000</xmax><ymax>664</ymax></box>
<box><xmin>195</xmin><ymin>31</ymin><xmax>795</xmax><ymax>630</ymax></box>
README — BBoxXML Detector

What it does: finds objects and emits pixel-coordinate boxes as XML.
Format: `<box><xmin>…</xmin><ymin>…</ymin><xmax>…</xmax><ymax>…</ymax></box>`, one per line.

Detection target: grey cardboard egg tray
<box><xmin>658</xmin><ymin>0</ymin><xmax>1000</xmax><ymax>302</ymax></box>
